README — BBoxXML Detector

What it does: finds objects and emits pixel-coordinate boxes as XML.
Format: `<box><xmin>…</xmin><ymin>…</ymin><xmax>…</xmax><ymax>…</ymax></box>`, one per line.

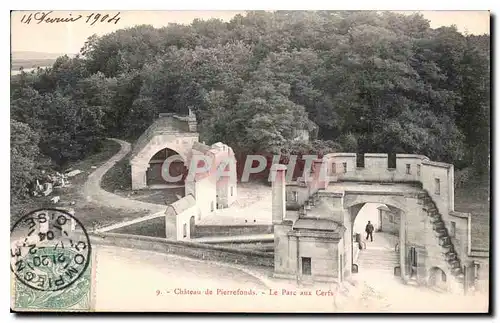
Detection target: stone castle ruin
<box><xmin>129</xmin><ymin>109</ymin><xmax>238</xmax><ymax>240</ymax></box>
<box><xmin>126</xmin><ymin>111</ymin><xmax>487</xmax><ymax>294</ymax></box>
<box><xmin>271</xmin><ymin>153</ymin><xmax>488</xmax><ymax>293</ymax></box>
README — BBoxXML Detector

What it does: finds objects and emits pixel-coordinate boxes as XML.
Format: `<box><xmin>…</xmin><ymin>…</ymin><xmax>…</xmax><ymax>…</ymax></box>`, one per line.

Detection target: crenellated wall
<box><xmin>322</xmin><ymin>153</ymin><xmax>440</xmax><ymax>184</ymax></box>
<box><xmin>320</xmin><ymin>152</ymin><xmax>467</xmax><ymax>254</ymax></box>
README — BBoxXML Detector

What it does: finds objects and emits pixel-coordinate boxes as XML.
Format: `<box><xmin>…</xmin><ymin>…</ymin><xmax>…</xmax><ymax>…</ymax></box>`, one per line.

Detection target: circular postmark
<box><xmin>10</xmin><ymin>208</ymin><xmax>91</xmax><ymax>292</ymax></box>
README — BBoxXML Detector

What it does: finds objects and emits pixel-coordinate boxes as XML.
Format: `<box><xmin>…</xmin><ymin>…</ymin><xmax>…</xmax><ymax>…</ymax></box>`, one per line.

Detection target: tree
<box><xmin>10</xmin><ymin>10</ymin><xmax>491</xmax><ymax>196</ymax></box>
<box><xmin>11</xmin><ymin>120</ymin><xmax>40</xmax><ymax>200</ymax></box>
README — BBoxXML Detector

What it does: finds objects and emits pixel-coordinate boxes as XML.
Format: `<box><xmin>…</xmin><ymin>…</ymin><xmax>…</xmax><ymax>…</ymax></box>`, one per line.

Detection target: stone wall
<box><xmin>285</xmin><ymin>183</ymin><xmax>310</xmax><ymax>211</ymax></box>
<box><xmin>176</xmin><ymin>207</ymin><xmax>198</xmax><ymax>241</ymax></box>
<box><xmin>273</xmin><ymin>223</ymin><xmax>294</xmax><ymax>277</ymax></box>
<box><xmin>449</xmin><ymin>211</ymin><xmax>471</xmax><ymax>267</ymax></box>
<box><xmin>192</xmin><ymin>224</ymin><xmax>273</xmax><ymax>238</ymax></box>
<box><xmin>185</xmin><ymin>176</ymin><xmax>216</xmax><ymax>221</ymax></box>
<box><xmin>274</xmin><ymin>230</ymin><xmax>341</xmax><ymax>283</ymax></box>
<box><xmin>322</xmin><ymin>153</ymin><xmax>454</xmax><ymax>189</ymax></box>
<box><xmin>81</xmin><ymin>232</ymin><xmax>274</xmax><ymax>267</ymax></box>
<box><xmin>474</xmin><ymin>258</ymin><xmax>490</xmax><ymax>294</ymax></box>
<box><xmin>380</xmin><ymin>209</ymin><xmax>400</xmax><ymax>235</ymax></box>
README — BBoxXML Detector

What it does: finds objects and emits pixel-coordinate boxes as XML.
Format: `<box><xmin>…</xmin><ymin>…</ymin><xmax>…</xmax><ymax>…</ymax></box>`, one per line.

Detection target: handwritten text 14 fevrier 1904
<box><xmin>19</xmin><ymin>11</ymin><xmax>121</xmax><ymax>26</ymax></box>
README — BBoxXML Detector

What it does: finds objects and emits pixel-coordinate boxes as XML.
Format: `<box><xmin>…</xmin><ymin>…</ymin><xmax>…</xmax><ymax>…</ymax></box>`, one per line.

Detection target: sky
<box><xmin>10</xmin><ymin>10</ymin><xmax>490</xmax><ymax>54</ymax></box>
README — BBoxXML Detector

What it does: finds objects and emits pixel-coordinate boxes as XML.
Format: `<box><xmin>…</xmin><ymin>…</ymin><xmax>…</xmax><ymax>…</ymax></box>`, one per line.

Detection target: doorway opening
<box><xmin>388</xmin><ymin>153</ymin><xmax>397</xmax><ymax>169</ymax></box>
<box><xmin>147</xmin><ymin>148</ymin><xmax>186</xmax><ymax>186</ymax></box>
<box><xmin>189</xmin><ymin>216</ymin><xmax>195</xmax><ymax>238</ymax></box>
<box><xmin>302</xmin><ymin>257</ymin><xmax>312</xmax><ymax>276</ymax></box>
<box><xmin>356</xmin><ymin>153</ymin><xmax>365</xmax><ymax>168</ymax></box>
<box><xmin>429</xmin><ymin>267</ymin><xmax>447</xmax><ymax>290</ymax></box>
<box><xmin>351</xmin><ymin>203</ymin><xmax>401</xmax><ymax>274</ymax></box>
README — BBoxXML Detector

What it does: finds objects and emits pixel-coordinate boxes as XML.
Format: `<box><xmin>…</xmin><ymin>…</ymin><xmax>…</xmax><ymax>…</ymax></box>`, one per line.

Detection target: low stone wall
<box><xmin>213</xmin><ymin>241</ymin><xmax>274</xmax><ymax>252</ymax></box>
<box><xmin>79</xmin><ymin>231</ymin><xmax>274</xmax><ymax>267</ymax></box>
<box><xmin>192</xmin><ymin>224</ymin><xmax>273</xmax><ymax>238</ymax></box>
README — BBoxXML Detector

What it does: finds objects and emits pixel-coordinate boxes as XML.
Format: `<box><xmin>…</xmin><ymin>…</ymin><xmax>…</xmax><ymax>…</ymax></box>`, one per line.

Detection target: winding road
<box><xmin>82</xmin><ymin>138</ymin><xmax>165</xmax><ymax>214</ymax></box>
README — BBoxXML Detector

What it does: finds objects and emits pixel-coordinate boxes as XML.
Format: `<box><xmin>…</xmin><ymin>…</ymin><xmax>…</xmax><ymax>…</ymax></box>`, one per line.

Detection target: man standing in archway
<box><xmin>365</xmin><ymin>221</ymin><xmax>374</xmax><ymax>242</ymax></box>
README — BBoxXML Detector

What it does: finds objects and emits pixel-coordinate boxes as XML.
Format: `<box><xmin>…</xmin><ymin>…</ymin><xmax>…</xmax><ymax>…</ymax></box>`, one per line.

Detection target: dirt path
<box><xmin>82</xmin><ymin>138</ymin><xmax>165</xmax><ymax>215</ymax></box>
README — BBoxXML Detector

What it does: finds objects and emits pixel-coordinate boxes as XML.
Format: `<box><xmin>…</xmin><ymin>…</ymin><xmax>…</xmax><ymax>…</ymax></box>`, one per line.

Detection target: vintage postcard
<box><xmin>10</xmin><ymin>10</ymin><xmax>491</xmax><ymax>313</ymax></box>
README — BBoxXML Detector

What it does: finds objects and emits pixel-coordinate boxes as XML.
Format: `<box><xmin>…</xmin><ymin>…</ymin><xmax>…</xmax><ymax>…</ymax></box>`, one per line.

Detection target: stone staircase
<box><xmin>357</xmin><ymin>247</ymin><xmax>399</xmax><ymax>274</ymax></box>
<box><xmin>421</xmin><ymin>193</ymin><xmax>465</xmax><ymax>286</ymax></box>
<box><xmin>356</xmin><ymin>232</ymin><xmax>399</xmax><ymax>275</ymax></box>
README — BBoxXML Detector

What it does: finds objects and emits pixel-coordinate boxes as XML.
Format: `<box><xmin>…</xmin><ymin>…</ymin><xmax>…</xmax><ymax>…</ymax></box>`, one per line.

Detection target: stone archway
<box><xmin>347</xmin><ymin>200</ymin><xmax>405</xmax><ymax>276</ymax></box>
<box><xmin>428</xmin><ymin>266</ymin><xmax>447</xmax><ymax>290</ymax></box>
<box><xmin>352</xmin><ymin>203</ymin><xmax>385</xmax><ymax>236</ymax></box>
<box><xmin>146</xmin><ymin>148</ymin><xmax>186</xmax><ymax>187</ymax></box>
<box><xmin>131</xmin><ymin>139</ymin><xmax>194</xmax><ymax>190</ymax></box>
<box><xmin>129</xmin><ymin>113</ymin><xmax>199</xmax><ymax>190</ymax></box>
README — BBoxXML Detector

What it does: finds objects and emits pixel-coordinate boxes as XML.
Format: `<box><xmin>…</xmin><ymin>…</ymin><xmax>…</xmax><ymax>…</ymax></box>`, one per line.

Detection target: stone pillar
<box><xmin>448</xmin><ymin>165</ymin><xmax>455</xmax><ymax>211</ymax></box>
<box><xmin>273</xmin><ymin>221</ymin><xmax>294</xmax><ymax>278</ymax></box>
<box><xmin>312</xmin><ymin>159</ymin><xmax>327</xmax><ymax>191</ymax></box>
<box><xmin>400</xmin><ymin>210</ymin><xmax>408</xmax><ymax>283</ymax></box>
<box><xmin>271</xmin><ymin>164</ymin><xmax>287</xmax><ymax>224</ymax></box>
<box><xmin>344</xmin><ymin>208</ymin><xmax>353</xmax><ymax>276</ymax></box>
<box><xmin>131</xmin><ymin>163</ymin><xmax>147</xmax><ymax>190</ymax></box>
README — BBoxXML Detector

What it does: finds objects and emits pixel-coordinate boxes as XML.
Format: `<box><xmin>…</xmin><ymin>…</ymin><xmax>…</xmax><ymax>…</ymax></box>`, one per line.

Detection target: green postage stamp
<box><xmin>11</xmin><ymin>208</ymin><xmax>94</xmax><ymax>312</ymax></box>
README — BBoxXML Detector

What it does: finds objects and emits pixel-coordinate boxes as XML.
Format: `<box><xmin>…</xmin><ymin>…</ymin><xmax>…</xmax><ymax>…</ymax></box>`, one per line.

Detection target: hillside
<box><xmin>10</xmin><ymin>11</ymin><xmax>490</xmax><ymax>204</ymax></box>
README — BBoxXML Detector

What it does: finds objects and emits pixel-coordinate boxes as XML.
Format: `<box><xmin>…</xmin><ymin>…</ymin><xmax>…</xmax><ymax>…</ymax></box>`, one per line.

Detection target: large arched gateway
<box><xmin>128</xmin><ymin>111</ymin><xmax>239</xmax><ymax>240</ymax></box>
<box><xmin>129</xmin><ymin>111</ymin><xmax>198</xmax><ymax>190</ymax></box>
<box><xmin>146</xmin><ymin>147</ymin><xmax>187</xmax><ymax>187</ymax></box>
<box><xmin>271</xmin><ymin>153</ymin><xmax>477</xmax><ymax>294</ymax></box>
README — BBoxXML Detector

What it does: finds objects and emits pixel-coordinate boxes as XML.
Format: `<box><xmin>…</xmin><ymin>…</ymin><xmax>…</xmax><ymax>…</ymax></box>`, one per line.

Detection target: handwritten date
<box><xmin>20</xmin><ymin>11</ymin><xmax>121</xmax><ymax>26</ymax></box>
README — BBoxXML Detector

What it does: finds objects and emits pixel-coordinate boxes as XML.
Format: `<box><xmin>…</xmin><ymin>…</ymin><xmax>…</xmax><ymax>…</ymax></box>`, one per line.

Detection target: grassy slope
<box><xmin>454</xmin><ymin>176</ymin><xmax>490</xmax><ymax>250</ymax></box>
<box><xmin>10</xmin><ymin>140</ymin><xmax>149</xmax><ymax>230</ymax></box>
<box><xmin>101</xmin><ymin>152</ymin><xmax>132</xmax><ymax>192</ymax></box>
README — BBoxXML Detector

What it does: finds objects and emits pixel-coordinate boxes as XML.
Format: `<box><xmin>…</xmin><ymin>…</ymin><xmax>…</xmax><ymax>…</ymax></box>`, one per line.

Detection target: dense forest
<box><xmin>11</xmin><ymin>11</ymin><xmax>490</xmax><ymax>201</ymax></box>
